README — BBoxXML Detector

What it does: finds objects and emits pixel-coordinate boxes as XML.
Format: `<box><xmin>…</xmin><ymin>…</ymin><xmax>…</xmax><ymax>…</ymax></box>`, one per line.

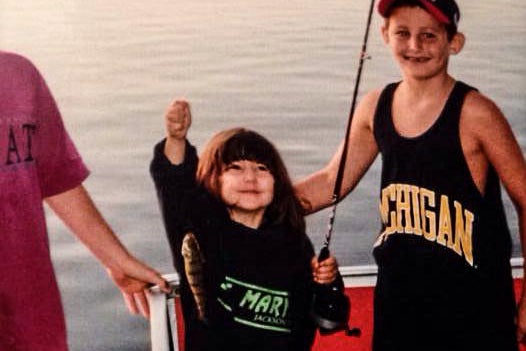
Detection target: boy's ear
<box><xmin>449</xmin><ymin>32</ymin><xmax>465</xmax><ymax>55</ymax></box>
<box><xmin>381</xmin><ymin>23</ymin><xmax>390</xmax><ymax>44</ymax></box>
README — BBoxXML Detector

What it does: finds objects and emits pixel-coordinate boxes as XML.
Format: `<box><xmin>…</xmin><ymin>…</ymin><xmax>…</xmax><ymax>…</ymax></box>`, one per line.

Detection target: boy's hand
<box><xmin>311</xmin><ymin>255</ymin><xmax>338</xmax><ymax>284</ymax></box>
<box><xmin>165</xmin><ymin>99</ymin><xmax>192</xmax><ymax>141</ymax></box>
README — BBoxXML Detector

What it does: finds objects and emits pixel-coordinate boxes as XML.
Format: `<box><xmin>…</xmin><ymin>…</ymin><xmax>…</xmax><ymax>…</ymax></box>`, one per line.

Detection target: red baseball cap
<box><xmin>378</xmin><ymin>0</ymin><xmax>460</xmax><ymax>29</ymax></box>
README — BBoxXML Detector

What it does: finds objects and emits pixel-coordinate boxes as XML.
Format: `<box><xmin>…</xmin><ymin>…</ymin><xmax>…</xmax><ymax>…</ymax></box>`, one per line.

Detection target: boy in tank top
<box><xmin>294</xmin><ymin>0</ymin><xmax>526</xmax><ymax>350</ymax></box>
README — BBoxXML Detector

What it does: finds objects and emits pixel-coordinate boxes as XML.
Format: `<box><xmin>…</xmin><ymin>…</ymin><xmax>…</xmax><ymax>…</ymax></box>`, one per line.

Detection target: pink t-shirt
<box><xmin>0</xmin><ymin>51</ymin><xmax>89</xmax><ymax>351</ymax></box>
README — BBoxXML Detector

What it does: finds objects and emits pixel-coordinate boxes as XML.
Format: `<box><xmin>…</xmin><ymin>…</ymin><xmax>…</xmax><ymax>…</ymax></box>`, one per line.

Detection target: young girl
<box><xmin>150</xmin><ymin>100</ymin><xmax>339</xmax><ymax>351</ymax></box>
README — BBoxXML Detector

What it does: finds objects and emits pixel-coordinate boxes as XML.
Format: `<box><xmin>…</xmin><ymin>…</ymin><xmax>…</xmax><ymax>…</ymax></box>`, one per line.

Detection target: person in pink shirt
<box><xmin>0</xmin><ymin>51</ymin><xmax>169</xmax><ymax>351</ymax></box>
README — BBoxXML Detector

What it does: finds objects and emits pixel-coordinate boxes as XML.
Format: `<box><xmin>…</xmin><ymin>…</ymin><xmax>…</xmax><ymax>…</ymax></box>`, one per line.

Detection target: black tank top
<box><xmin>371</xmin><ymin>81</ymin><xmax>516</xmax><ymax>349</ymax></box>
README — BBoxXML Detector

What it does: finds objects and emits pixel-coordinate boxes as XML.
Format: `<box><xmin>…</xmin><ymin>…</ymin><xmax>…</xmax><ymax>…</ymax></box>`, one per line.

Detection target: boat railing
<box><xmin>148</xmin><ymin>257</ymin><xmax>524</xmax><ymax>351</ymax></box>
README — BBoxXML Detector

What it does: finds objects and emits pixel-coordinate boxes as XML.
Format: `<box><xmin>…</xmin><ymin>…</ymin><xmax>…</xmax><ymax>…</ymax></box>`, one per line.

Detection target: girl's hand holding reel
<box><xmin>310</xmin><ymin>246</ymin><xmax>361</xmax><ymax>337</ymax></box>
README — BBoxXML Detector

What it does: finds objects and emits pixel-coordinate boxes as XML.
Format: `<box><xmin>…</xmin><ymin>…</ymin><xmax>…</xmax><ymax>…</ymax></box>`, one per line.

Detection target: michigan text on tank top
<box><xmin>372</xmin><ymin>81</ymin><xmax>512</xmax><ymax>272</ymax></box>
<box><xmin>375</xmin><ymin>182</ymin><xmax>475</xmax><ymax>265</ymax></box>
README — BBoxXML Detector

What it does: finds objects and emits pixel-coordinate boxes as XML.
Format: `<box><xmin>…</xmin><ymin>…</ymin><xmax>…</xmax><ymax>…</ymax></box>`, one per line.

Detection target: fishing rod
<box><xmin>311</xmin><ymin>0</ymin><xmax>376</xmax><ymax>335</ymax></box>
<box><xmin>319</xmin><ymin>0</ymin><xmax>376</xmax><ymax>261</ymax></box>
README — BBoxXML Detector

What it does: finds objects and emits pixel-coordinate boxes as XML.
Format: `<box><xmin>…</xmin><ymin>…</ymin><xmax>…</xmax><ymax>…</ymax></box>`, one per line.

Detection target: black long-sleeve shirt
<box><xmin>150</xmin><ymin>139</ymin><xmax>316</xmax><ymax>351</ymax></box>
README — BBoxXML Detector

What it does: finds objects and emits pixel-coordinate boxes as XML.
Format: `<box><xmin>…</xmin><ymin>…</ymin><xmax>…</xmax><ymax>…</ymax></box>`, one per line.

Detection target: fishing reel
<box><xmin>310</xmin><ymin>246</ymin><xmax>361</xmax><ymax>337</ymax></box>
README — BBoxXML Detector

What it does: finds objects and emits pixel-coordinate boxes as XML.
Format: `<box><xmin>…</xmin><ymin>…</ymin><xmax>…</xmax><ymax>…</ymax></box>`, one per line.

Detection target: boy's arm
<box><xmin>295</xmin><ymin>90</ymin><xmax>381</xmax><ymax>214</ymax></box>
<box><xmin>462</xmin><ymin>92</ymin><xmax>526</xmax><ymax>342</ymax></box>
<box><xmin>463</xmin><ymin>92</ymin><xmax>526</xmax><ymax>263</ymax></box>
<box><xmin>45</xmin><ymin>185</ymin><xmax>170</xmax><ymax>317</ymax></box>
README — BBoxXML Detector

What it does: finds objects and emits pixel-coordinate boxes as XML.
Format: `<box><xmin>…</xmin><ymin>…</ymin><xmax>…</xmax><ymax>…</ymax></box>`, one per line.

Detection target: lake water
<box><xmin>1</xmin><ymin>0</ymin><xmax>525</xmax><ymax>350</ymax></box>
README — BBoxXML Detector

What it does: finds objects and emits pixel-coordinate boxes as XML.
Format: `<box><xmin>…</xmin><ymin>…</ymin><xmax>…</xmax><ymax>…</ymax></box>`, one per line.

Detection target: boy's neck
<box><xmin>391</xmin><ymin>75</ymin><xmax>457</xmax><ymax>138</ymax></box>
<box><xmin>400</xmin><ymin>74</ymin><xmax>456</xmax><ymax>98</ymax></box>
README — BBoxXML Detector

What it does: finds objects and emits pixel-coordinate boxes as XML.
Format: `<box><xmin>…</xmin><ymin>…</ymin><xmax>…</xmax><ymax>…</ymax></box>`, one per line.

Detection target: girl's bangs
<box><xmin>221</xmin><ymin>132</ymin><xmax>275</xmax><ymax>168</ymax></box>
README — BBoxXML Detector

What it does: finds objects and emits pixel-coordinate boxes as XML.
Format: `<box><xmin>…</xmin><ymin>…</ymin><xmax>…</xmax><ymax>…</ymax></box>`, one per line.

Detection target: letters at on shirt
<box><xmin>3</xmin><ymin>122</ymin><xmax>37</xmax><ymax>165</ymax></box>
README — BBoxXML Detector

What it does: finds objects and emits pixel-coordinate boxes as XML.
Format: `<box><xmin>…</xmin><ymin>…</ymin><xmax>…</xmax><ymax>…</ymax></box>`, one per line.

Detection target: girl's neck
<box><xmin>228</xmin><ymin>209</ymin><xmax>265</xmax><ymax>229</ymax></box>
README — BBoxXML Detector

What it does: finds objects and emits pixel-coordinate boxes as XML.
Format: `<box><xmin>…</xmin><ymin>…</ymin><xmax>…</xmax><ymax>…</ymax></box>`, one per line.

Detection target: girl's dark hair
<box><xmin>384</xmin><ymin>0</ymin><xmax>458</xmax><ymax>40</ymax></box>
<box><xmin>196</xmin><ymin>128</ymin><xmax>305</xmax><ymax>234</ymax></box>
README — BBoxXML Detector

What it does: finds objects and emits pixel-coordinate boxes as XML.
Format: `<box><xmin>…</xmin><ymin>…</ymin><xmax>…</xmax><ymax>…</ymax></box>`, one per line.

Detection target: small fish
<box><xmin>181</xmin><ymin>231</ymin><xmax>207</xmax><ymax>322</ymax></box>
